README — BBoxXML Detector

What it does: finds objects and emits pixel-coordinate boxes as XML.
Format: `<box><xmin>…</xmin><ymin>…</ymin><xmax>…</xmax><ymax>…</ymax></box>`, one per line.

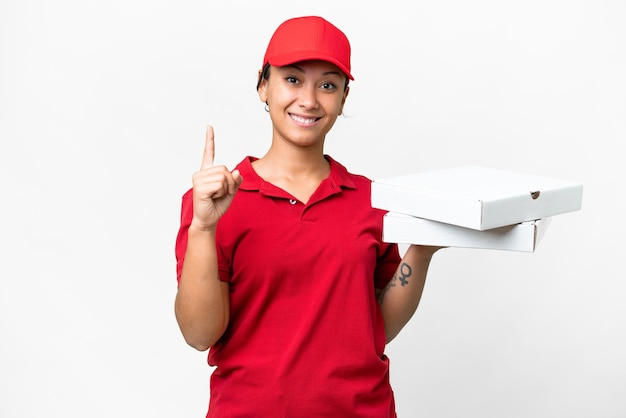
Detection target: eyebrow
<box><xmin>284</xmin><ymin>64</ymin><xmax>343</xmax><ymax>78</ymax></box>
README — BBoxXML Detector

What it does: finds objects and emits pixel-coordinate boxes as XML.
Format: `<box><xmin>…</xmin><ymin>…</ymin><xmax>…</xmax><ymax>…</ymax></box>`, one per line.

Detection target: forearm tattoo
<box><xmin>377</xmin><ymin>262</ymin><xmax>413</xmax><ymax>305</ymax></box>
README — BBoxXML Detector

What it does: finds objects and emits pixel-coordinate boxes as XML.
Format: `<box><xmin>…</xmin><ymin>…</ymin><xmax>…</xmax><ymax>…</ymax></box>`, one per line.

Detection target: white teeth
<box><xmin>291</xmin><ymin>114</ymin><xmax>317</xmax><ymax>125</ymax></box>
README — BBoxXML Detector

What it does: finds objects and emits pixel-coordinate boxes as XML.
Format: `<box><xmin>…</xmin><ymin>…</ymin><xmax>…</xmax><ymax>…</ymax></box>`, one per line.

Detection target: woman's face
<box><xmin>258</xmin><ymin>60</ymin><xmax>349</xmax><ymax>149</ymax></box>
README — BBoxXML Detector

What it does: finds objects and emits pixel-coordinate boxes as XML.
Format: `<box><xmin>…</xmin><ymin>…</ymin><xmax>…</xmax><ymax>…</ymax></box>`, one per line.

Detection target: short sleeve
<box><xmin>374</xmin><ymin>240</ymin><xmax>401</xmax><ymax>289</ymax></box>
<box><xmin>174</xmin><ymin>189</ymin><xmax>194</xmax><ymax>284</ymax></box>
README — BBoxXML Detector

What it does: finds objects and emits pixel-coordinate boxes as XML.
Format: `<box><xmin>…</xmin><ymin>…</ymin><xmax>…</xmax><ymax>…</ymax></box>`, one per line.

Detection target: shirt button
<box><xmin>289</xmin><ymin>199</ymin><xmax>297</xmax><ymax>205</ymax></box>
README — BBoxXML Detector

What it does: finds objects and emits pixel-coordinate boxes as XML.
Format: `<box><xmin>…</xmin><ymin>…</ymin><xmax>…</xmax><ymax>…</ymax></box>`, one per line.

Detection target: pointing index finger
<box><xmin>201</xmin><ymin>125</ymin><xmax>215</xmax><ymax>169</ymax></box>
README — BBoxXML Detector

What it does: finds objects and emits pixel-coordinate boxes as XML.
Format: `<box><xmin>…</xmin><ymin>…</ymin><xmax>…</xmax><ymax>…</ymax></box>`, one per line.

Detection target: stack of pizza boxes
<box><xmin>371</xmin><ymin>166</ymin><xmax>583</xmax><ymax>252</ymax></box>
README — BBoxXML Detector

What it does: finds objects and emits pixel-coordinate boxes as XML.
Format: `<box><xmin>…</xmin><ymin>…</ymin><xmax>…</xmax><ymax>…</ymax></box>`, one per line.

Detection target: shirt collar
<box><xmin>236</xmin><ymin>155</ymin><xmax>357</xmax><ymax>194</ymax></box>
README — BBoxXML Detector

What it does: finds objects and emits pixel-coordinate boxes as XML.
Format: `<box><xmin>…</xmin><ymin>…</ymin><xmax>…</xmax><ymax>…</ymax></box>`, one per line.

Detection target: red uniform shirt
<box><xmin>176</xmin><ymin>156</ymin><xmax>401</xmax><ymax>417</ymax></box>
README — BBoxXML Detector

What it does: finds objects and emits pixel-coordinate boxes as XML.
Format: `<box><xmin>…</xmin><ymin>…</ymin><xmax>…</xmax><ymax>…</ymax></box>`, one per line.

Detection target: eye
<box><xmin>285</xmin><ymin>76</ymin><xmax>299</xmax><ymax>84</ymax></box>
<box><xmin>320</xmin><ymin>82</ymin><xmax>337</xmax><ymax>91</ymax></box>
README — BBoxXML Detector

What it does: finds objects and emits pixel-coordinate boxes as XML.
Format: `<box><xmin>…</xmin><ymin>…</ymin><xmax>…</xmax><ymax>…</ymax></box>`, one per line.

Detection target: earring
<box><xmin>264</xmin><ymin>103</ymin><xmax>269</xmax><ymax>112</ymax></box>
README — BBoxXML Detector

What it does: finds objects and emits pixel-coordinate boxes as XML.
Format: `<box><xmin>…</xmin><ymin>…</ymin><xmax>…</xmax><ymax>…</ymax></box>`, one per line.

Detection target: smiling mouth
<box><xmin>290</xmin><ymin>113</ymin><xmax>321</xmax><ymax>126</ymax></box>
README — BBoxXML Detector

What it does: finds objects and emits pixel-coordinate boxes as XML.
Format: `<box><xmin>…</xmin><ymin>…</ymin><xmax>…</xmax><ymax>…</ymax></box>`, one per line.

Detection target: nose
<box><xmin>297</xmin><ymin>84</ymin><xmax>319</xmax><ymax>110</ymax></box>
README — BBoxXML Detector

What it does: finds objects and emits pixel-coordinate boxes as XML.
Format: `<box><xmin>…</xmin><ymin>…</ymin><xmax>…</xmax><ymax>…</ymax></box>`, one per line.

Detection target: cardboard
<box><xmin>382</xmin><ymin>213</ymin><xmax>551</xmax><ymax>252</ymax></box>
<box><xmin>371</xmin><ymin>166</ymin><xmax>583</xmax><ymax>230</ymax></box>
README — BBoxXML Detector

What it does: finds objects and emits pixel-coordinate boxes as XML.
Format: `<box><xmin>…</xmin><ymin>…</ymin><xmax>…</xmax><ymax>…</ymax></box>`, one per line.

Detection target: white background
<box><xmin>1</xmin><ymin>0</ymin><xmax>625</xmax><ymax>417</ymax></box>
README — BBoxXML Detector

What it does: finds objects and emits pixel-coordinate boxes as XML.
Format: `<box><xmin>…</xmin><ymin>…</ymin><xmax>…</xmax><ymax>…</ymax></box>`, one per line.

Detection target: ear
<box><xmin>339</xmin><ymin>86</ymin><xmax>350</xmax><ymax>115</ymax></box>
<box><xmin>257</xmin><ymin>69</ymin><xmax>268</xmax><ymax>103</ymax></box>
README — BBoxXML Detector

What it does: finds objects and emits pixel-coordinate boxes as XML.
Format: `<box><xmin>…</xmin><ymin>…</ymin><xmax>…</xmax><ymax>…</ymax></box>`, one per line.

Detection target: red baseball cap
<box><xmin>262</xmin><ymin>16</ymin><xmax>354</xmax><ymax>80</ymax></box>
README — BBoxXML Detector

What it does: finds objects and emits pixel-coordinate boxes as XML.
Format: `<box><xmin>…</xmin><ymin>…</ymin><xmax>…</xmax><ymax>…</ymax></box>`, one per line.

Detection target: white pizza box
<box><xmin>383</xmin><ymin>212</ymin><xmax>551</xmax><ymax>252</ymax></box>
<box><xmin>371</xmin><ymin>166</ymin><xmax>583</xmax><ymax>230</ymax></box>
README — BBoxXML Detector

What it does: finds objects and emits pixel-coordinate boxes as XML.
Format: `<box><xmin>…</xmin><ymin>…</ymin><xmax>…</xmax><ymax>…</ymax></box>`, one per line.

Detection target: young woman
<box><xmin>175</xmin><ymin>15</ymin><xmax>441</xmax><ymax>417</ymax></box>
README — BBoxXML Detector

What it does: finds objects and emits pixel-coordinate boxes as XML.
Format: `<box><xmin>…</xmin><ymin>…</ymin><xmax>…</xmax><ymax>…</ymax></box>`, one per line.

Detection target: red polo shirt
<box><xmin>176</xmin><ymin>156</ymin><xmax>401</xmax><ymax>417</ymax></box>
